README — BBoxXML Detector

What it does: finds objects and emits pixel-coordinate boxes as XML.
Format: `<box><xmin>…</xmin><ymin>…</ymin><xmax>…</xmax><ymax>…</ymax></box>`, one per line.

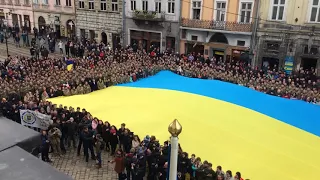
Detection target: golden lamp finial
<box><xmin>168</xmin><ymin>119</ymin><xmax>182</xmax><ymax>137</ymax></box>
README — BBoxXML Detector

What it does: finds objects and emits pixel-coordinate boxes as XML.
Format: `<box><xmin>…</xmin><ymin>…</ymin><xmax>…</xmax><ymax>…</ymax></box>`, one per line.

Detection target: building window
<box><xmin>16</xmin><ymin>0</ymin><xmax>20</xmax><ymax>4</ymax></box>
<box><xmin>42</xmin><ymin>0</ymin><xmax>48</xmax><ymax>4</ymax></box>
<box><xmin>155</xmin><ymin>0</ymin><xmax>161</xmax><ymax>13</ymax></box>
<box><xmin>66</xmin><ymin>0</ymin><xmax>71</xmax><ymax>6</ymax></box>
<box><xmin>181</xmin><ymin>29</ymin><xmax>186</xmax><ymax>39</ymax></box>
<box><xmin>192</xmin><ymin>0</ymin><xmax>201</xmax><ymax>19</ymax></box>
<box><xmin>271</xmin><ymin>0</ymin><xmax>285</xmax><ymax>20</ymax></box>
<box><xmin>33</xmin><ymin>0</ymin><xmax>38</xmax><ymax>4</ymax></box>
<box><xmin>55</xmin><ymin>0</ymin><xmax>60</xmax><ymax>5</ymax></box>
<box><xmin>142</xmin><ymin>0</ymin><xmax>148</xmax><ymax>11</ymax></box>
<box><xmin>191</xmin><ymin>35</ymin><xmax>198</xmax><ymax>41</ymax></box>
<box><xmin>237</xmin><ymin>40</ymin><xmax>246</xmax><ymax>46</ymax></box>
<box><xmin>111</xmin><ymin>0</ymin><xmax>118</xmax><ymax>11</ymax></box>
<box><xmin>130</xmin><ymin>0</ymin><xmax>136</xmax><ymax>11</ymax></box>
<box><xmin>79</xmin><ymin>0</ymin><xmax>84</xmax><ymax>8</ymax></box>
<box><xmin>88</xmin><ymin>0</ymin><xmax>94</xmax><ymax>9</ymax></box>
<box><xmin>89</xmin><ymin>30</ymin><xmax>95</xmax><ymax>39</ymax></box>
<box><xmin>239</xmin><ymin>2</ymin><xmax>252</xmax><ymax>23</ymax></box>
<box><xmin>168</xmin><ymin>0</ymin><xmax>175</xmax><ymax>14</ymax></box>
<box><xmin>24</xmin><ymin>0</ymin><xmax>29</xmax><ymax>5</ymax></box>
<box><xmin>216</xmin><ymin>1</ymin><xmax>226</xmax><ymax>21</ymax></box>
<box><xmin>100</xmin><ymin>0</ymin><xmax>106</xmax><ymax>10</ymax></box>
<box><xmin>310</xmin><ymin>0</ymin><xmax>320</xmax><ymax>22</ymax></box>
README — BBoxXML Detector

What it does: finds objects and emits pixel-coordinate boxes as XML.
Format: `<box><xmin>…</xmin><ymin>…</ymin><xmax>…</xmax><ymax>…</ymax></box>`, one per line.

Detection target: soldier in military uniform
<box><xmin>97</xmin><ymin>79</ymin><xmax>106</xmax><ymax>90</ymax></box>
<box><xmin>83</xmin><ymin>82</ymin><xmax>91</xmax><ymax>94</ymax></box>
<box><xmin>63</xmin><ymin>87</ymin><xmax>71</xmax><ymax>96</ymax></box>
<box><xmin>70</xmin><ymin>86</ymin><xmax>77</xmax><ymax>96</ymax></box>
<box><xmin>76</xmin><ymin>84</ymin><xmax>84</xmax><ymax>94</ymax></box>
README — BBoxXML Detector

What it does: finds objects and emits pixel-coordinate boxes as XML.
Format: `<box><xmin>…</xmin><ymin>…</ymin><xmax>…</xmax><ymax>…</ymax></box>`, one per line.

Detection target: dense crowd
<box><xmin>0</xmin><ymin>39</ymin><xmax>319</xmax><ymax>104</ymax></box>
<box><xmin>1</xmin><ymin>100</ymin><xmax>244</xmax><ymax>180</ymax></box>
<box><xmin>0</xmin><ymin>39</ymin><xmax>319</xmax><ymax>180</ymax></box>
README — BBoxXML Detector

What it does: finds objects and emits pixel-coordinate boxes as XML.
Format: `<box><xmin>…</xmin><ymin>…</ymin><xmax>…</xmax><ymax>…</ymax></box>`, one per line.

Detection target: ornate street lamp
<box><xmin>168</xmin><ymin>119</ymin><xmax>182</xmax><ymax>180</ymax></box>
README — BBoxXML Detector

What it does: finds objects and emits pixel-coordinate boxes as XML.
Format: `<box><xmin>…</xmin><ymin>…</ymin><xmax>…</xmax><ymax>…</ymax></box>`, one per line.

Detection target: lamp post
<box><xmin>1</xmin><ymin>23</ymin><xmax>10</xmax><ymax>57</ymax></box>
<box><xmin>168</xmin><ymin>119</ymin><xmax>182</xmax><ymax>180</ymax></box>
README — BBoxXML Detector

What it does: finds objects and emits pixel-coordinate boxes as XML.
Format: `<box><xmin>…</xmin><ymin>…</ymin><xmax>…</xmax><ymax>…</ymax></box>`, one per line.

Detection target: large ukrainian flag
<box><xmin>49</xmin><ymin>71</ymin><xmax>320</xmax><ymax>180</ymax></box>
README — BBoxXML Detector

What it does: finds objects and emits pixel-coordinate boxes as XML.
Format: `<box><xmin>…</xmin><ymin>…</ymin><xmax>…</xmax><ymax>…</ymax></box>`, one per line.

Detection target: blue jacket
<box><xmin>41</xmin><ymin>134</ymin><xmax>49</xmax><ymax>147</ymax></box>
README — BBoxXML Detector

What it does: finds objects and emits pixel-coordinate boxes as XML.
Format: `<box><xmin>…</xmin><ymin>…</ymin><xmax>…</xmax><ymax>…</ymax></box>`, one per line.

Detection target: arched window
<box><xmin>209</xmin><ymin>33</ymin><xmax>228</xmax><ymax>44</ymax></box>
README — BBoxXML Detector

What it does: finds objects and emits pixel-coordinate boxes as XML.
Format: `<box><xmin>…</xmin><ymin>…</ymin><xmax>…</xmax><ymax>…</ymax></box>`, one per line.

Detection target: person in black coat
<box><xmin>77</xmin><ymin>118</ymin><xmax>90</xmax><ymax>155</ymax></box>
<box><xmin>81</xmin><ymin>126</ymin><xmax>96</xmax><ymax>162</ymax></box>
<box><xmin>40</xmin><ymin>130</ymin><xmax>51</xmax><ymax>162</ymax></box>
<box><xmin>110</xmin><ymin>126</ymin><xmax>119</xmax><ymax>155</ymax></box>
<box><xmin>89</xmin><ymin>78</ymin><xmax>98</xmax><ymax>91</ymax></box>
<box><xmin>65</xmin><ymin>41</ymin><xmax>70</xmax><ymax>56</ymax></box>
<box><xmin>102</xmin><ymin>121</ymin><xmax>111</xmax><ymax>151</ymax></box>
<box><xmin>66</xmin><ymin>117</ymin><xmax>78</xmax><ymax>148</ymax></box>
<box><xmin>122</xmin><ymin>129</ymin><xmax>132</xmax><ymax>153</ymax></box>
<box><xmin>133</xmin><ymin>154</ymin><xmax>147</xmax><ymax>180</ymax></box>
<box><xmin>118</xmin><ymin>123</ymin><xmax>126</xmax><ymax>149</ymax></box>
<box><xmin>9</xmin><ymin>104</ymin><xmax>20</xmax><ymax>123</ymax></box>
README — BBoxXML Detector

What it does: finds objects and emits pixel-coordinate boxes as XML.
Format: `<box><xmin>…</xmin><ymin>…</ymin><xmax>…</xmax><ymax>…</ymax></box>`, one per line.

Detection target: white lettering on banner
<box><xmin>20</xmin><ymin>110</ymin><xmax>52</xmax><ymax>130</ymax></box>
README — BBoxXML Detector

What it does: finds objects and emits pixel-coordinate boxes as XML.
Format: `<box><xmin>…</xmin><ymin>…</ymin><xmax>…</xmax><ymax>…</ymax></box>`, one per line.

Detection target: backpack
<box><xmin>100</xmin><ymin>141</ymin><xmax>106</xmax><ymax>150</ymax></box>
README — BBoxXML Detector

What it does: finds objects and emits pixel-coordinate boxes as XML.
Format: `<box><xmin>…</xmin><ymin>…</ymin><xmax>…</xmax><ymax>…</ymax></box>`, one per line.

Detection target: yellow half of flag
<box><xmin>67</xmin><ymin>64</ymin><xmax>73</xmax><ymax>71</ymax></box>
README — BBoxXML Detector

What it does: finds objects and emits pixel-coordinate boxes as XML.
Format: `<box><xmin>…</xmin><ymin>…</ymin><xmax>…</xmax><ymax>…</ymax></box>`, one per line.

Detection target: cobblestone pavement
<box><xmin>50</xmin><ymin>148</ymin><xmax>118</xmax><ymax>180</ymax></box>
<box><xmin>0</xmin><ymin>42</ymin><xmax>63</xmax><ymax>61</ymax></box>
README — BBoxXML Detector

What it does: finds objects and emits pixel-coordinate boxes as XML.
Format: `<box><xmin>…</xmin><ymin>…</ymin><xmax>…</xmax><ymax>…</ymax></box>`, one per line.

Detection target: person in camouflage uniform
<box><xmin>83</xmin><ymin>82</ymin><xmax>91</xmax><ymax>94</ymax></box>
<box><xmin>63</xmin><ymin>87</ymin><xmax>71</xmax><ymax>96</ymax></box>
<box><xmin>97</xmin><ymin>79</ymin><xmax>106</xmax><ymax>90</ymax></box>
<box><xmin>70</xmin><ymin>86</ymin><xmax>77</xmax><ymax>96</ymax></box>
<box><xmin>76</xmin><ymin>84</ymin><xmax>84</xmax><ymax>94</ymax></box>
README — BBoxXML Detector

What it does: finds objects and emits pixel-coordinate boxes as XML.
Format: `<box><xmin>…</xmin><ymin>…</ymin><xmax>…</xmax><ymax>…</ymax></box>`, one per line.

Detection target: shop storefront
<box><xmin>130</xmin><ymin>30</ymin><xmax>161</xmax><ymax>52</ymax></box>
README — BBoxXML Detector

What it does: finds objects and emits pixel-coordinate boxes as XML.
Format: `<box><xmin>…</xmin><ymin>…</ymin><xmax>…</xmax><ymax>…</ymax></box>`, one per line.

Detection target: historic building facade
<box><xmin>32</xmin><ymin>0</ymin><xmax>76</xmax><ymax>38</ymax></box>
<box><xmin>180</xmin><ymin>0</ymin><xmax>257</xmax><ymax>60</ymax></box>
<box><xmin>75</xmin><ymin>0</ymin><xmax>123</xmax><ymax>48</ymax></box>
<box><xmin>0</xmin><ymin>0</ymin><xmax>34</xmax><ymax>32</ymax></box>
<box><xmin>255</xmin><ymin>0</ymin><xmax>320</xmax><ymax>75</ymax></box>
<box><xmin>124</xmin><ymin>0</ymin><xmax>181</xmax><ymax>52</ymax></box>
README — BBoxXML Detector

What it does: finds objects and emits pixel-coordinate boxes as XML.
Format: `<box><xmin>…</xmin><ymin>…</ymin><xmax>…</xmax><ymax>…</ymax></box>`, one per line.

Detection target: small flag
<box><xmin>65</xmin><ymin>58</ymin><xmax>74</xmax><ymax>71</ymax></box>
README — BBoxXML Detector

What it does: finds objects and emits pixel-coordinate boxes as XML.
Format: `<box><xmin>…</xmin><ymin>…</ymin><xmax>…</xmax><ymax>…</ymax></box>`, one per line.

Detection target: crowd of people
<box><xmin>0</xmin><ymin>38</ymin><xmax>319</xmax><ymax>104</ymax></box>
<box><xmin>0</xmin><ymin>38</ymin><xmax>319</xmax><ymax>180</ymax></box>
<box><xmin>1</xmin><ymin>100</ymin><xmax>244</xmax><ymax>180</ymax></box>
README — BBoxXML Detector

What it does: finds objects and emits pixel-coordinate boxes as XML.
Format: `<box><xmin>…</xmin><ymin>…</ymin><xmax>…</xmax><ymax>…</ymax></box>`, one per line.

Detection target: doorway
<box><xmin>55</xmin><ymin>25</ymin><xmax>61</xmax><ymax>39</ymax></box>
<box><xmin>101</xmin><ymin>32</ymin><xmax>107</xmax><ymax>44</ymax></box>
<box><xmin>80</xmin><ymin>29</ymin><xmax>85</xmax><ymax>38</ymax></box>
<box><xmin>38</xmin><ymin>16</ymin><xmax>46</xmax><ymax>36</ymax></box>
<box><xmin>213</xmin><ymin>50</ymin><xmax>224</xmax><ymax>63</ymax></box>
<box><xmin>301</xmin><ymin>58</ymin><xmax>317</xmax><ymax>71</ymax></box>
<box><xmin>112</xmin><ymin>33</ymin><xmax>121</xmax><ymax>50</ymax></box>
<box><xmin>185</xmin><ymin>43</ymin><xmax>204</xmax><ymax>55</ymax></box>
<box><xmin>262</xmin><ymin>57</ymin><xmax>279</xmax><ymax>71</ymax></box>
<box><xmin>89</xmin><ymin>30</ymin><xmax>95</xmax><ymax>40</ymax></box>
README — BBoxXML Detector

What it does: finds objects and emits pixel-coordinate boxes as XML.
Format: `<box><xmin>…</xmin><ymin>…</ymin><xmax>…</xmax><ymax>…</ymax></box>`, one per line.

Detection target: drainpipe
<box><xmin>122</xmin><ymin>0</ymin><xmax>126</xmax><ymax>46</ymax></box>
<box><xmin>250</xmin><ymin>0</ymin><xmax>260</xmax><ymax>68</ymax></box>
<box><xmin>32</xmin><ymin>6</ymin><xmax>36</xmax><ymax>34</ymax></box>
<box><xmin>74</xmin><ymin>0</ymin><xmax>77</xmax><ymax>40</ymax></box>
<box><xmin>176</xmin><ymin>0</ymin><xmax>182</xmax><ymax>54</ymax></box>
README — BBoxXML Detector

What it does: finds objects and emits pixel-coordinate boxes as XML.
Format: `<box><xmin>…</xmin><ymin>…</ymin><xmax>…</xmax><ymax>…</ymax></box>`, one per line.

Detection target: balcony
<box><xmin>261</xmin><ymin>22</ymin><xmax>320</xmax><ymax>32</ymax></box>
<box><xmin>181</xmin><ymin>18</ymin><xmax>253</xmax><ymax>33</ymax></box>
<box><xmin>130</xmin><ymin>10</ymin><xmax>165</xmax><ymax>22</ymax></box>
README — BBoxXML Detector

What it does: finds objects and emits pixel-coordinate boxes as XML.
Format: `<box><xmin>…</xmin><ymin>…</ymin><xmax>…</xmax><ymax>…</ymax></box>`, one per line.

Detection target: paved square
<box><xmin>50</xmin><ymin>149</ymin><xmax>118</xmax><ymax>180</ymax></box>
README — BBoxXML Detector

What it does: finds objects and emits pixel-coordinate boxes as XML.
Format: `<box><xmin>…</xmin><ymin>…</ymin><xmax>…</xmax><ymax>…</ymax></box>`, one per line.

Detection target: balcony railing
<box><xmin>130</xmin><ymin>10</ymin><xmax>165</xmax><ymax>21</ymax></box>
<box><xmin>181</xmin><ymin>18</ymin><xmax>253</xmax><ymax>32</ymax></box>
<box><xmin>262</xmin><ymin>22</ymin><xmax>320</xmax><ymax>32</ymax></box>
